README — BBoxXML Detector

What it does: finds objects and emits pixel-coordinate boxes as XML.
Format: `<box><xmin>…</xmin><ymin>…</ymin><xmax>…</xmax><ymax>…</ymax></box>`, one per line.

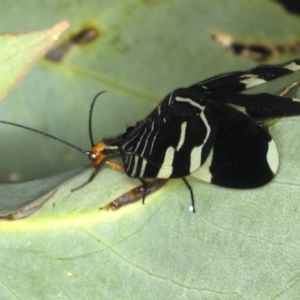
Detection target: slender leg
<box><xmin>182</xmin><ymin>177</ymin><xmax>196</xmax><ymax>213</ymax></box>
<box><xmin>106</xmin><ymin>161</ymin><xmax>125</xmax><ymax>172</ymax></box>
<box><xmin>71</xmin><ymin>160</ymin><xmax>124</xmax><ymax>192</ymax></box>
<box><xmin>139</xmin><ymin>179</ymin><xmax>147</xmax><ymax>204</ymax></box>
<box><xmin>71</xmin><ymin>161</ymin><xmax>106</xmax><ymax>192</ymax></box>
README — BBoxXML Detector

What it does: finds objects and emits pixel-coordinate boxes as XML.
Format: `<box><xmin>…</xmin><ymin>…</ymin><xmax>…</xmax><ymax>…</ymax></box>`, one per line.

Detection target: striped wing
<box><xmin>205</xmin><ymin>92</ymin><xmax>300</xmax><ymax>120</ymax></box>
<box><xmin>190</xmin><ymin>59</ymin><xmax>300</xmax><ymax>93</ymax></box>
<box><xmin>121</xmin><ymin>88</ymin><xmax>217</xmax><ymax>179</ymax></box>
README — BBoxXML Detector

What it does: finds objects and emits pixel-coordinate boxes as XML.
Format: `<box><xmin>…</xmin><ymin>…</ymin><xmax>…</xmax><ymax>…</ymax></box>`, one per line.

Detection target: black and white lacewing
<box><xmin>2</xmin><ymin>59</ymin><xmax>300</xmax><ymax>212</ymax></box>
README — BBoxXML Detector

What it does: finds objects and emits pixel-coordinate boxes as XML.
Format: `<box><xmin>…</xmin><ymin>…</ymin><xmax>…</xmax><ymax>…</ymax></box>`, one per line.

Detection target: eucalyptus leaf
<box><xmin>0</xmin><ymin>21</ymin><xmax>69</xmax><ymax>100</ymax></box>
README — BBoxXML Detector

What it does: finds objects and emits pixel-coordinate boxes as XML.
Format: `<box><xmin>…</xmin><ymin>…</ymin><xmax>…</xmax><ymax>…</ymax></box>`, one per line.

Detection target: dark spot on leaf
<box><xmin>45</xmin><ymin>26</ymin><xmax>100</xmax><ymax>62</ymax></box>
<box><xmin>211</xmin><ymin>32</ymin><xmax>300</xmax><ymax>62</ymax></box>
<box><xmin>70</xmin><ymin>27</ymin><xmax>99</xmax><ymax>45</ymax></box>
<box><xmin>44</xmin><ymin>42</ymin><xmax>72</xmax><ymax>62</ymax></box>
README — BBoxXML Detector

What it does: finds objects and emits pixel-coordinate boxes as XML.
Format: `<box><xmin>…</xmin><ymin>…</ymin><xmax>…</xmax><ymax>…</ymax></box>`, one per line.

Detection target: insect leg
<box><xmin>71</xmin><ymin>160</ymin><xmax>106</xmax><ymax>192</ymax></box>
<box><xmin>182</xmin><ymin>177</ymin><xmax>196</xmax><ymax>213</ymax></box>
<box><xmin>72</xmin><ymin>160</ymin><xmax>125</xmax><ymax>192</ymax></box>
<box><xmin>139</xmin><ymin>178</ymin><xmax>147</xmax><ymax>204</ymax></box>
<box><xmin>105</xmin><ymin>161</ymin><xmax>125</xmax><ymax>172</ymax></box>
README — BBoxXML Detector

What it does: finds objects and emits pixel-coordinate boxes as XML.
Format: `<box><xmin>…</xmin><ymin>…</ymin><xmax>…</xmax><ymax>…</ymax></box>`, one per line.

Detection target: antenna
<box><xmin>0</xmin><ymin>120</ymin><xmax>90</xmax><ymax>156</ymax></box>
<box><xmin>88</xmin><ymin>91</ymin><xmax>105</xmax><ymax>147</ymax></box>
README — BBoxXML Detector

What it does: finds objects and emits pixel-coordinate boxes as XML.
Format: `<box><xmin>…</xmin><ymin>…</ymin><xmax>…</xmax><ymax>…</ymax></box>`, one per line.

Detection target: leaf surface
<box><xmin>1</xmin><ymin>1</ymin><xmax>300</xmax><ymax>299</ymax></box>
<box><xmin>0</xmin><ymin>21</ymin><xmax>69</xmax><ymax>100</ymax></box>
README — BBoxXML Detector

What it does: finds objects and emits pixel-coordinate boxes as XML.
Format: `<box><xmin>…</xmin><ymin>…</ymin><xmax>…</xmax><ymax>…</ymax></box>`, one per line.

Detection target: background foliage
<box><xmin>1</xmin><ymin>1</ymin><xmax>300</xmax><ymax>299</ymax></box>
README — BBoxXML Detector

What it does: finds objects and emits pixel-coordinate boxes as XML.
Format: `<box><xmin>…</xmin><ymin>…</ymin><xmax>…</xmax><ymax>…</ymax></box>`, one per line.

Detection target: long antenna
<box><xmin>88</xmin><ymin>91</ymin><xmax>105</xmax><ymax>147</ymax></box>
<box><xmin>0</xmin><ymin>120</ymin><xmax>90</xmax><ymax>155</ymax></box>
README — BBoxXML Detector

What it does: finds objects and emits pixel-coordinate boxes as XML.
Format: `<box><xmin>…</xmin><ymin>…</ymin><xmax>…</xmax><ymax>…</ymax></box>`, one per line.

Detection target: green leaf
<box><xmin>0</xmin><ymin>167</ymin><xmax>85</xmax><ymax>218</ymax></box>
<box><xmin>0</xmin><ymin>21</ymin><xmax>69</xmax><ymax>100</ymax></box>
<box><xmin>1</xmin><ymin>1</ymin><xmax>300</xmax><ymax>299</ymax></box>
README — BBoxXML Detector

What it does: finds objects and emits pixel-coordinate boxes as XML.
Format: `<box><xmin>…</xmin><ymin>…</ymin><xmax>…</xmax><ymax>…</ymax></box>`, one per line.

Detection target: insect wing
<box><xmin>192</xmin><ymin>100</ymin><xmax>279</xmax><ymax>188</ymax></box>
<box><xmin>191</xmin><ymin>59</ymin><xmax>300</xmax><ymax>93</ymax></box>
<box><xmin>206</xmin><ymin>92</ymin><xmax>300</xmax><ymax>120</ymax></box>
<box><xmin>121</xmin><ymin>88</ymin><xmax>217</xmax><ymax>179</ymax></box>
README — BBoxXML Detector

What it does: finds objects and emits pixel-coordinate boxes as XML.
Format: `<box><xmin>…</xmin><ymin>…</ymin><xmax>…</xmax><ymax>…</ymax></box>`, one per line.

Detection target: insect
<box><xmin>1</xmin><ymin>59</ymin><xmax>300</xmax><ymax>213</ymax></box>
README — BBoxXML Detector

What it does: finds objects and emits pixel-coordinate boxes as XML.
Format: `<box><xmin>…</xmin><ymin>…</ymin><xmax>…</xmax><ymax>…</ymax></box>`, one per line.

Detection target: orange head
<box><xmin>88</xmin><ymin>140</ymin><xmax>120</xmax><ymax>167</ymax></box>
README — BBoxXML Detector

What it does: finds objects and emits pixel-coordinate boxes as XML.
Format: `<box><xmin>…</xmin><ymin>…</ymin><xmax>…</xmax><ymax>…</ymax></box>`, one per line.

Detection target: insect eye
<box><xmin>89</xmin><ymin>153</ymin><xmax>97</xmax><ymax>161</ymax></box>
